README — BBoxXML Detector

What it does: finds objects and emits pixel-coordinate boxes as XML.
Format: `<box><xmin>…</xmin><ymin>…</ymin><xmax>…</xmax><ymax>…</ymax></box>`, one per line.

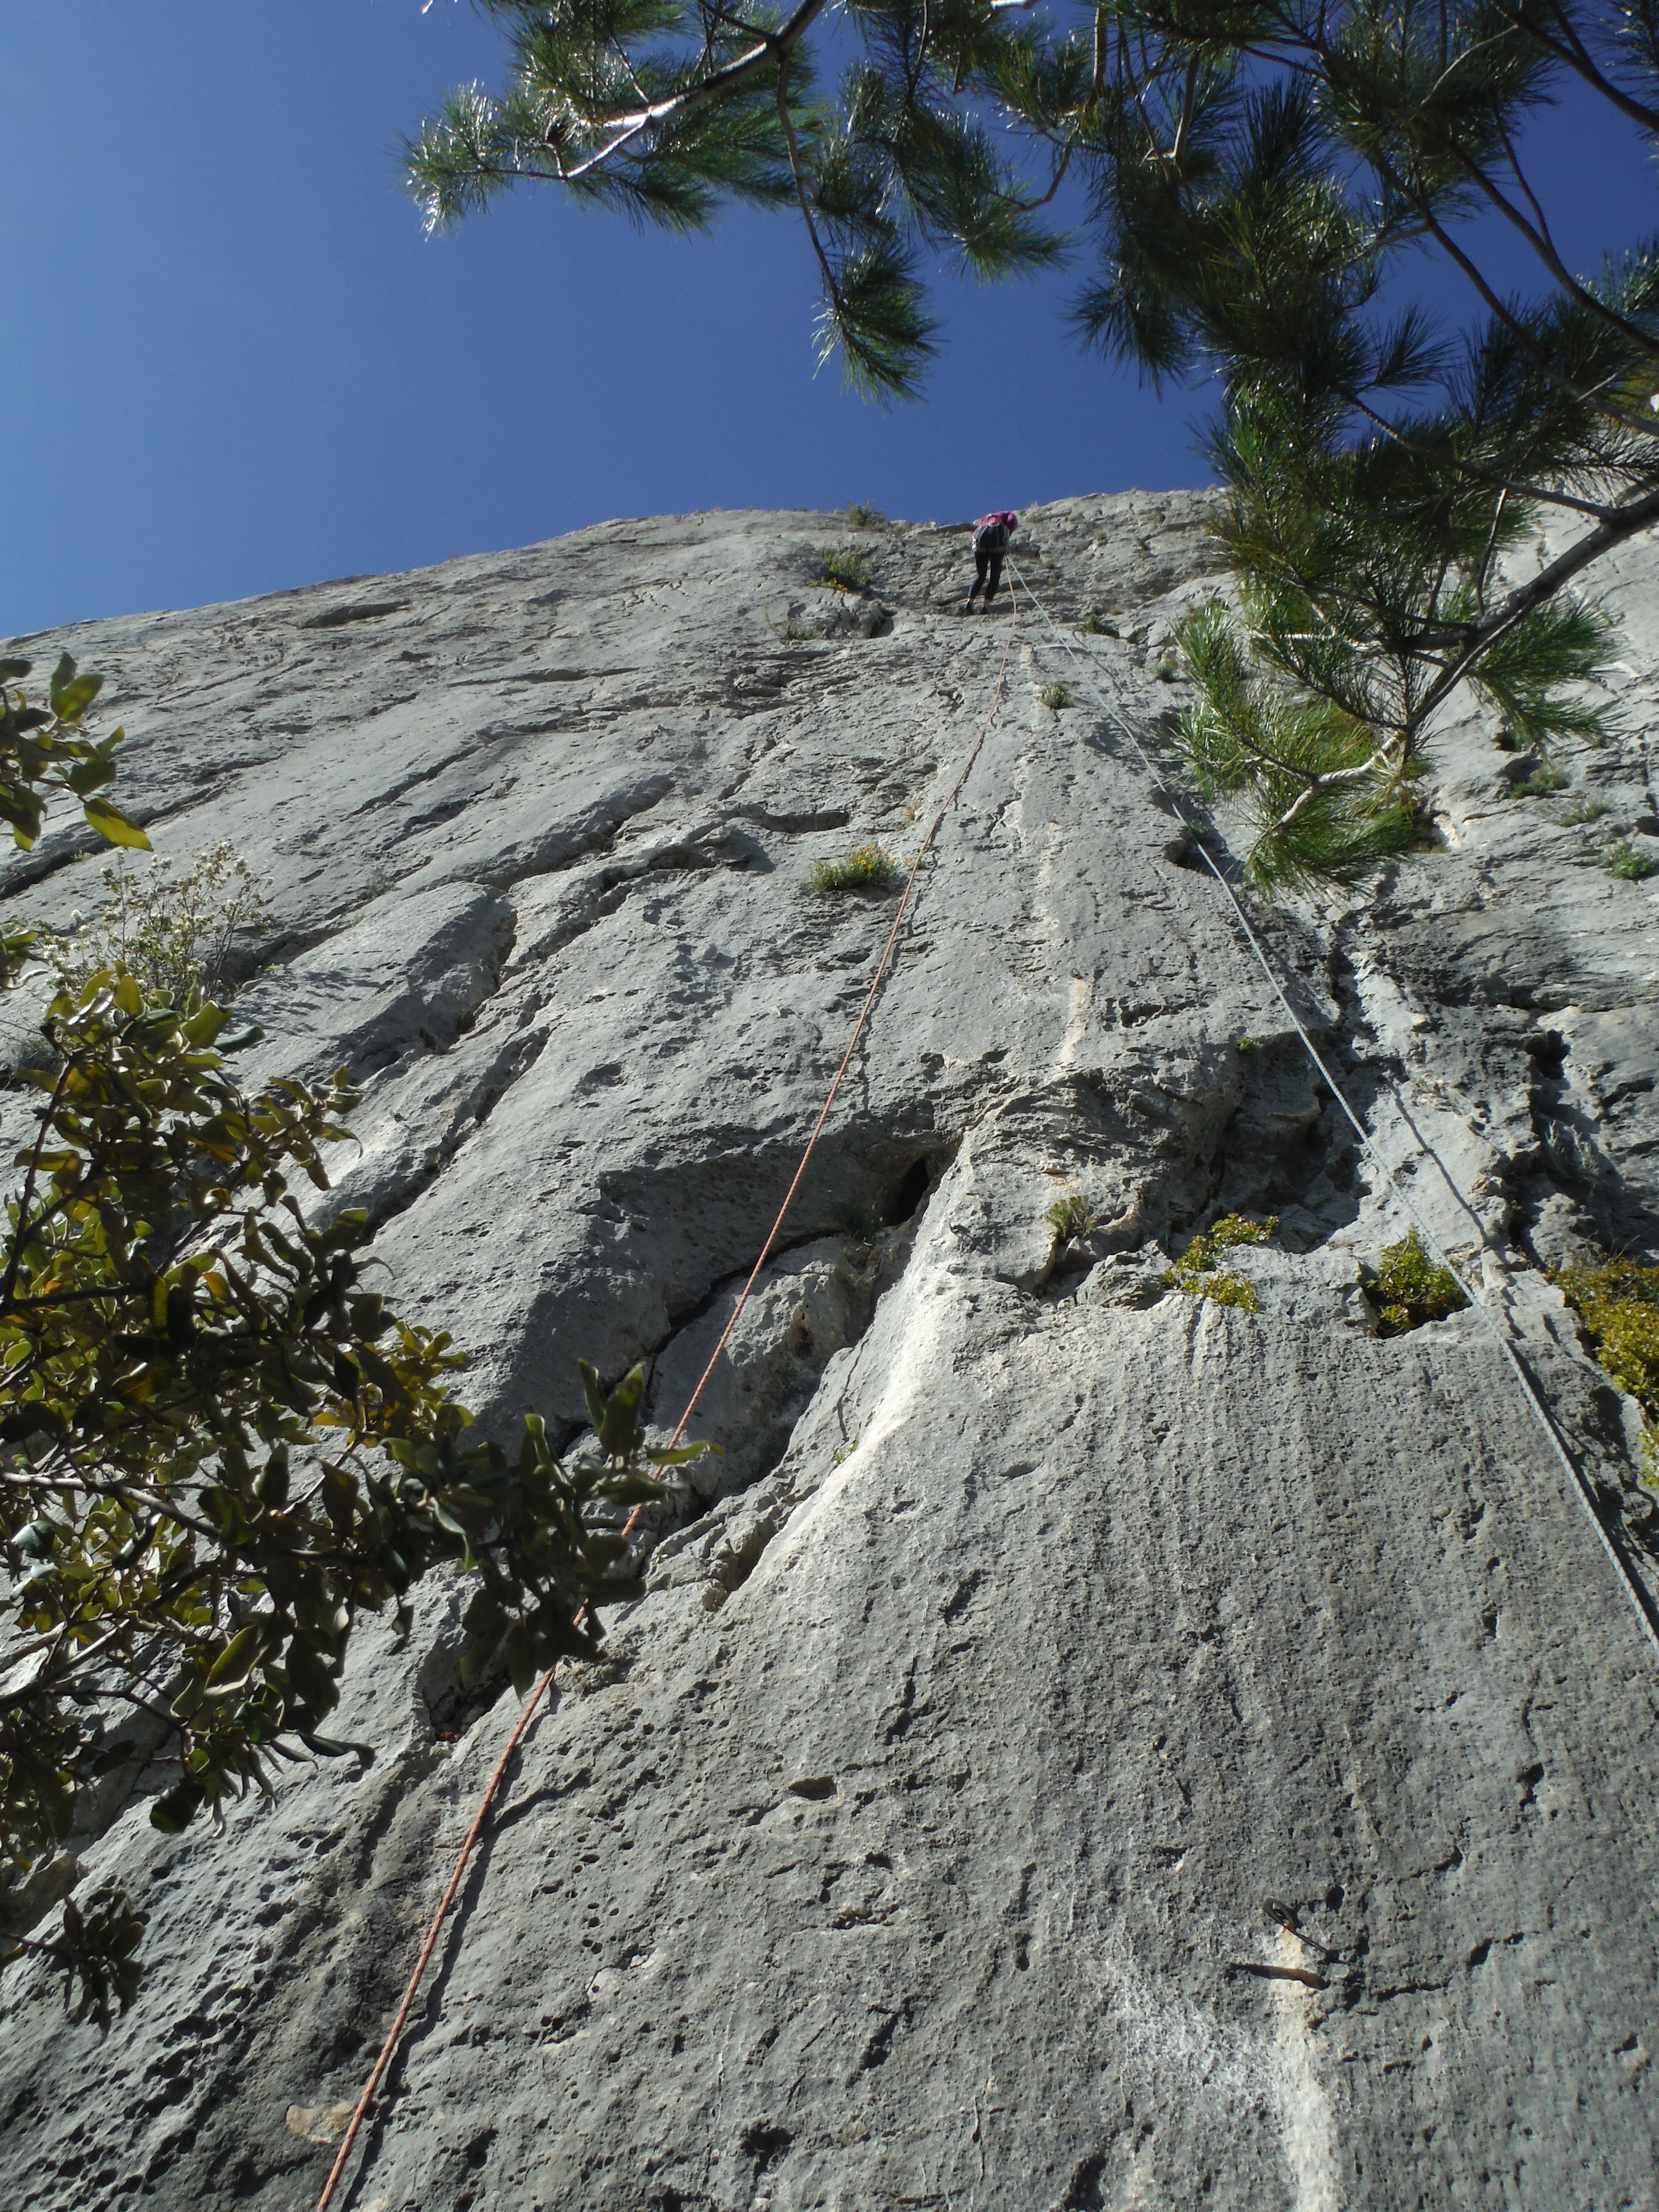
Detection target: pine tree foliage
<box><xmin>416</xmin><ymin>0</ymin><xmax>1659</xmax><ymax>884</ymax></box>
<box><xmin>0</xmin><ymin>661</ymin><xmax>701</xmax><ymax>2026</ymax></box>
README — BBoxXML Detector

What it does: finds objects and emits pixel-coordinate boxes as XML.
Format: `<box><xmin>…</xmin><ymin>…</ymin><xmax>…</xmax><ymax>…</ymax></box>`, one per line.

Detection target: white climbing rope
<box><xmin>1009</xmin><ymin>558</ymin><xmax>1659</xmax><ymax>1670</ymax></box>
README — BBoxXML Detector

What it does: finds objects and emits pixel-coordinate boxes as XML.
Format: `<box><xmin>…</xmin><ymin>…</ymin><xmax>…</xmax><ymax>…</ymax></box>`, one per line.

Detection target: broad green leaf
<box><xmin>82</xmin><ymin>796</ymin><xmax>151</xmax><ymax>849</ymax></box>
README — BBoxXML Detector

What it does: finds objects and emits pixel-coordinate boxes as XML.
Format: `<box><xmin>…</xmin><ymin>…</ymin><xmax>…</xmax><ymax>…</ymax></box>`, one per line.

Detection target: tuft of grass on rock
<box><xmin>1164</xmin><ymin>1213</ymin><xmax>1277</xmax><ymax>1312</ymax></box>
<box><xmin>1510</xmin><ymin>765</ymin><xmax>1570</xmax><ymax>798</ymax></box>
<box><xmin>1563</xmin><ymin>797</ymin><xmax>1610</xmax><ymax>825</ymax></box>
<box><xmin>1081</xmin><ymin>612</ymin><xmax>1117</xmax><ymax>637</ymax></box>
<box><xmin>1045</xmin><ymin>1192</ymin><xmax>1099</xmax><ymax>1243</ymax></box>
<box><xmin>1040</xmin><ymin>682</ymin><xmax>1072</xmax><ymax>711</ymax></box>
<box><xmin>817</xmin><ymin>545</ymin><xmax>874</xmax><ymax>592</ymax></box>
<box><xmin>1603</xmin><ymin>841</ymin><xmax>1657</xmax><ymax>881</ymax></box>
<box><xmin>812</xmin><ymin>842</ymin><xmax>898</xmax><ymax>894</ymax></box>
<box><xmin>1236</xmin><ymin>1034</ymin><xmax>1263</xmax><ymax>1055</ymax></box>
<box><xmin>1364</xmin><ymin>1230</ymin><xmax>1469</xmax><ymax>1335</ymax></box>
<box><xmin>846</xmin><ymin>501</ymin><xmax>887</xmax><ymax>529</ymax></box>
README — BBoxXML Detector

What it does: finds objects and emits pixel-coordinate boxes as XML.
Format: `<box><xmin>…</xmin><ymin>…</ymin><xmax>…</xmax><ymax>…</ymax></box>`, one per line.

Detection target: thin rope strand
<box><xmin>1010</xmin><ymin>558</ymin><xmax>1659</xmax><ymax>1667</ymax></box>
<box><xmin>316</xmin><ymin>585</ymin><xmax>1021</xmax><ymax>2211</ymax></box>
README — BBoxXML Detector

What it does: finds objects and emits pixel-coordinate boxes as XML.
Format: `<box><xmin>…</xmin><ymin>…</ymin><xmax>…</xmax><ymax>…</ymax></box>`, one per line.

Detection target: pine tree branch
<box><xmin>1445</xmin><ymin>141</ymin><xmax>1659</xmax><ymax>365</ymax></box>
<box><xmin>1493</xmin><ymin>0</ymin><xmax>1659</xmax><ymax>133</ymax></box>
<box><xmin>555</xmin><ymin>0</ymin><xmax>832</xmax><ymax>183</ymax></box>
<box><xmin>774</xmin><ymin>54</ymin><xmax>838</xmax><ymax>299</ymax></box>
<box><xmin>1415</xmin><ymin>481</ymin><xmax>1659</xmax><ymax>713</ymax></box>
<box><xmin>1338</xmin><ymin>386</ymin><xmax>1614</xmax><ymax>520</ymax></box>
<box><xmin>1382</xmin><ymin>161</ymin><xmax>1659</xmax><ymax>437</ymax></box>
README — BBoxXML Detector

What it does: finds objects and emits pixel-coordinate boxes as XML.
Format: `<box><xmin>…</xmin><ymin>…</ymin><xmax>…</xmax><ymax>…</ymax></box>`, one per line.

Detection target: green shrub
<box><xmin>1235</xmin><ymin>1034</ymin><xmax>1263</xmax><ymax>1055</ymax></box>
<box><xmin>1603</xmin><ymin>841</ymin><xmax>1657</xmax><ymax>881</ymax></box>
<box><xmin>1040</xmin><ymin>682</ymin><xmax>1072</xmax><ymax>711</ymax></box>
<box><xmin>39</xmin><ymin>842</ymin><xmax>270</xmax><ymax>1010</ymax></box>
<box><xmin>817</xmin><ymin>545</ymin><xmax>874</xmax><ymax>592</ymax></box>
<box><xmin>1045</xmin><ymin>1192</ymin><xmax>1099</xmax><ymax>1242</ymax></box>
<box><xmin>1080</xmin><ymin>612</ymin><xmax>1117</xmax><ymax>637</ymax></box>
<box><xmin>1552</xmin><ymin>1254</ymin><xmax>1659</xmax><ymax>1424</ymax></box>
<box><xmin>811</xmin><ymin>842</ymin><xmax>898</xmax><ymax>893</ymax></box>
<box><xmin>1365</xmin><ymin>1230</ymin><xmax>1469</xmax><ymax>1335</ymax></box>
<box><xmin>1563</xmin><ymin>797</ymin><xmax>1610</xmax><ymax>824</ymax></box>
<box><xmin>846</xmin><ymin>501</ymin><xmax>887</xmax><ymax>529</ymax></box>
<box><xmin>1164</xmin><ymin>1213</ymin><xmax>1277</xmax><ymax>1311</ymax></box>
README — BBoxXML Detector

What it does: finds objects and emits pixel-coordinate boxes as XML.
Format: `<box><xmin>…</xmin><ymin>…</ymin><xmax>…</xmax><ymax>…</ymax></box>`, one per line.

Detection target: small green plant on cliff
<box><xmin>811</xmin><ymin>842</ymin><xmax>897</xmax><ymax>894</ymax></box>
<box><xmin>1164</xmin><ymin>1214</ymin><xmax>1277</xmax><ymax>1312</ymax></box>
<box><xmin>1509</xmin><ymin>765</ymin><xmax>1570</xmax><ymax>800</ymax></box>
<box><xmin>38</xmin><ymin>842</ymin><xmax>271</xmax><ymax>1008</ymax></box>
<box><xmin>1602</xmin><ymin>842</ymin><xmax>1657</xmax><ymax>882</ymax></box>
<box><xmin>1040</xmin><ymin>683</ymin><xmax>1071</xmax><ymax>712</ymax></box>
<box><xmin>1551</xmin><ymin>1254</ymin><xmax>1659</xmax><ymax>1486</ymax></box>
<box><xmin>1045</xmin><ymin>1192</ymin><xmax>1098</xmax><ymax>1244</ymax></box>
<box><xmin>1563</xmin><ymin>799</ymin><xmax>1610</xmax><ymax>826</ymax></box>
<box><xmin>1080</xmin><ymin>613</ymin><xmax>1116</xmax><ymax>638</ymax></box>
<box><xmin>845</xmin><ymin>501</ymin><xmax>886</xmax><ymax>530</ymax></box>
<box><xmin>817</xmin><ymin>545</ymin><xmax>873</xmax><ymax>593</ymax></box>
<box><xmin>1235</xmin><ymin>1034</ymin><xmax>1263</xmax><ymax>1056</ymax></box>
<box><xmin>0</xmin><ymin>657</ymin><xmax>703</xmax><ymax>2027</ymax></box>
<box><xmin>1364</xmin><ymin>1232</ymin><xmax>1470</xmax><ymax>1336</ymax></box>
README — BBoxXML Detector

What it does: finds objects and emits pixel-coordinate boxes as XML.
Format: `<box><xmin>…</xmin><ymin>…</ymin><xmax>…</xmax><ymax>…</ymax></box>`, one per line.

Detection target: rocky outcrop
<box><xmin>2</xmin><ymin>493</ymin><xmax>1657</xmax><ymax>2210</ymax></box>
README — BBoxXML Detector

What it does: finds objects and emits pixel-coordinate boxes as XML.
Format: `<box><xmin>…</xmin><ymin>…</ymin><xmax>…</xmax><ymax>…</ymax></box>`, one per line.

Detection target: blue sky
<box><xmin>4</xmin><ymin>3</ymin><xmax>1652</xmax><ymax>634</ymax></box>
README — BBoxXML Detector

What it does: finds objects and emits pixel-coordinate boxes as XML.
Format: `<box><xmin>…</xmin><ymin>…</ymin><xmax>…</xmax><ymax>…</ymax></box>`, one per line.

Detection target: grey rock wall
<box><xmin>2</xmin><ymin>493</ymin><xmax>1657</xmax><ymax>2211</ymax></box>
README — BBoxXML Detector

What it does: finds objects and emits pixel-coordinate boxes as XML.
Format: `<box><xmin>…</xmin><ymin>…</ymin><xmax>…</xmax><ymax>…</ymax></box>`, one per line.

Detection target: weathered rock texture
<box><xmin>3</xmin><ymin>494</ymin><xmax>1659</xmax><ymax>2210</ymax></box>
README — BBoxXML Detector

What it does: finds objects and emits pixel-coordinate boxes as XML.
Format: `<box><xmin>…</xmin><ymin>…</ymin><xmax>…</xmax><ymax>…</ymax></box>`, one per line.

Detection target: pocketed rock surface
<box><xmin>3</xmin><ymin>494</ymin><xmax>1659</xmax><ymax>2210</ymax></box>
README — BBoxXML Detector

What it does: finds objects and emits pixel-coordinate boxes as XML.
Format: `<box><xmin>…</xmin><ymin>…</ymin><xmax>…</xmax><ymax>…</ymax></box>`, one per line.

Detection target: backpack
<box><xmin>973</xmin><ymin>516</ymin><xmax>1010</xmax><ymax>553</ymax></box>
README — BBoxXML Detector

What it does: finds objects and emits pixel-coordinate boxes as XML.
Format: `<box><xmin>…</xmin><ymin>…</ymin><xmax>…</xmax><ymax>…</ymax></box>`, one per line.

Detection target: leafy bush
<box><xmin>1552</xmin><ymin>1255</ymin><xmax>1659</xmax><ymax>1431</ymax></box>
<box><xmin>1235</xmin><ymin>1034</ymin><xmax>1263</xmax><ymax>1055</ymax></box>
<box><xmin>811</xmin><ymin>842</ymin><xmax>897</xmax><ymax>893</ymax></box>
<box><xmin>1080</xmin><ymin>612</ymin><xmax>1117</xmax><ymax>637</ymax></box>
<box><xmin>817</xmin><ymin>545</ymin><xmax>874</xmax><ymax>592</ymax></box>
<box><xmin>1364</xmin><ymin>1230</ymin><xmax>1470</xmax><ymax>1335</ymax></box>
<box><xmin>1603</xmin><ymin>841</ymin><xmax>1657</xmax><ymax>881</ymax></box>
<box><xmin>0</xmin><ymin>657</ymin><xmax>701</xmax><ymax>2025</ymax></box>
<box><xmin>1164</xmin><ymin>1213</ymin><xmax>1277</xmax><ymax>1311</ymax></box>
<box><xmin>38</xmin><ymin>842</ymin><xmax>270</xmax><ymax>1007</ymax></box>
<box><xmin>1040</xmin><ymin>683</ymin><xmax>1072</xmax><ymax>711</ymax></box>
<box><xmin>1045</xmin><ymin>1192</ymin><xmax>1098</xmax><ymax>1243</ymax></box>
<box><xmin>845</xmin><ymin>501</ymin><xmax>887</xmax><ymax>529</ymax></box>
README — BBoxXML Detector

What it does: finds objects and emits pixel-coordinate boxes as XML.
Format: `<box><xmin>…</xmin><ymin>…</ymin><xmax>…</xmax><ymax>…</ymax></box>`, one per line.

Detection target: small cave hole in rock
<box><xmin>886</xmin><ymin>1157</ymin><xmax>933</xmax><ymax>1224</ymax></box>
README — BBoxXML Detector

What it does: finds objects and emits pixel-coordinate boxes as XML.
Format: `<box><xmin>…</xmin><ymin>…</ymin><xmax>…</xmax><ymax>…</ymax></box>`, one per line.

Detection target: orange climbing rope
<box><xmin>316</xmin><ymin>583</ymin><xmax>1021</xmax><ymax>2212</ymax></box>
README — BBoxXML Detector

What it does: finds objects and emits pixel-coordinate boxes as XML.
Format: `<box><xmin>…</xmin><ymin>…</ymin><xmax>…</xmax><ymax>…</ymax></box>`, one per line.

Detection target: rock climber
<box><xmin>965</xmin><ymin>509</ymin><xmax>1018</xmax><ymax>613</ymax></box>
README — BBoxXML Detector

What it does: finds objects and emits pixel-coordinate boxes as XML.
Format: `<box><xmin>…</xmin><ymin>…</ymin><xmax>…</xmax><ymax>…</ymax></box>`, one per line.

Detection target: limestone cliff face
<box><xmin>2</xmin><ymin>496</ymin><xmax>1658</xmax><ymax>2211</ymax></box>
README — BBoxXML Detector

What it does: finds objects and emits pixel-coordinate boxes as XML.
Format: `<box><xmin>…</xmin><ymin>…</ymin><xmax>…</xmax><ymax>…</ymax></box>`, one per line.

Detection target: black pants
<box><xmin>970</xmin><ymin>546</ymin><xmax>1004</xmax><ymax>602</ymax></box>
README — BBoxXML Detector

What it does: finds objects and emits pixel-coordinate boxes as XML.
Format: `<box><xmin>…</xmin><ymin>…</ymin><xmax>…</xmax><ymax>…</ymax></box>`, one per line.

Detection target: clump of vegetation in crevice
<box><xmin>1563</xmin><ymin>797</ymin><xmax>1610</xmax><ymax>825</ymax></box>
<box><xmin>1364</xmin><ymin>1231</ymin><xmax>1469</xmax><ymax>1335</ymax></box>
<box><xmin>1551</xmin><ymin>1253</ymin><xmax>1659</xmax><ymax>1485</ymax></box>
<box><xmin>811</xmin><ymin>842</ymin><xmax>897</xmax><ymax>894</ymax></box>
<box><xmin>1508</xmin><ymin>764</ymin><xmax>1570</xmax><ymax>799</ymax></box>
<box><xmin>817</xmin><ymin>545</ymin><xmax>874</xmax><ymax>593</ymax></box>
<box><xmin>1164</xmin><ymin>1213</ymin><xmax>1277</xmax><ymax>1312</ymax></box>
<box><xmin>1602</xmin><ymin>841</ymin><xmax>1657</xmax><ymax>882</ymax></box>
<box><xmin>1080</xmin><ymin>612</ymin><xmax>1117</xmax><ymax>637</ymax></box>
<box><xmin>1040</xmin><ymin>682</ymin><xmax>1072</xmax><ymax>711</ymax></box>
<box><xmin>1045</xmin><ymin>1192</ymin><xmax>1099</xmax><ymax>1245</ymax></box>
<box><xmin>845</xmin><ymin>501</ymin><xmax>886</xmax><ymax>529</ymax></box>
